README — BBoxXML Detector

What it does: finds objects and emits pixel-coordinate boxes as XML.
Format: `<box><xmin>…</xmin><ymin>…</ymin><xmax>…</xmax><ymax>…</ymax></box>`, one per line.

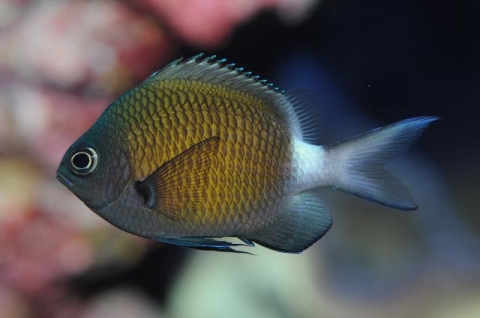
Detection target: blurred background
<box><xmin>0</xmin><ymin>0</ymin><xmax>479</xmax><ymax>317</ymax></box>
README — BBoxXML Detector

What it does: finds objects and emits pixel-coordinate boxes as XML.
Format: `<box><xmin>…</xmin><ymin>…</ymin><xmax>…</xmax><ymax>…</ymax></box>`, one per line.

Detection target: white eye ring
<box><xmin>69</xmin><ymin>147</ymin><xmax>98</xmax><ymax>176</ymax></box>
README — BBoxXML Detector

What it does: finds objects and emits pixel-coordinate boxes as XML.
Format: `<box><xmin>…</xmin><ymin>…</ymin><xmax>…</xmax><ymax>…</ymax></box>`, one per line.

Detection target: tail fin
<box><xmin>326</xmin><ymin>116</ymin><xmax>439</xmax><ymax>210</ymax></box>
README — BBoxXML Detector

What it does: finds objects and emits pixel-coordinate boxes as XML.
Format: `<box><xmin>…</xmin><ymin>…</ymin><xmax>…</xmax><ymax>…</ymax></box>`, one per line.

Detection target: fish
<box><xmin>56</xmin><ymin>54</ymin><xmax>438</xmax><ymax>253</ymax></box>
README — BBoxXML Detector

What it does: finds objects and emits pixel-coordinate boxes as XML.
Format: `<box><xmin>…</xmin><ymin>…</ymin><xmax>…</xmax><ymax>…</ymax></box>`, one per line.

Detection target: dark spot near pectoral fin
<box><xmin>135</xmin><ymin>181</ymin><xmax>155</xmax><ymax>208</ymax></box>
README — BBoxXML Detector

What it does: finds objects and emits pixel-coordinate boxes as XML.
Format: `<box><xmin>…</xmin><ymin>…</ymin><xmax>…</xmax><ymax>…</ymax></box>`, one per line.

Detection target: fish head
<box><xmin>56</xmin><ymin>130</ymin><xmax>132</xmax><ymax>212</ymax></box>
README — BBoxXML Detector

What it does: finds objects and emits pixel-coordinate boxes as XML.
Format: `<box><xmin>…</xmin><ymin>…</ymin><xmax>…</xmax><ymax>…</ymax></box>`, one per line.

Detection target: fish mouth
<box><xmin>56</xmin><ymin>172</ymin><xmax>75</xmax><ymax>188</ymax></box>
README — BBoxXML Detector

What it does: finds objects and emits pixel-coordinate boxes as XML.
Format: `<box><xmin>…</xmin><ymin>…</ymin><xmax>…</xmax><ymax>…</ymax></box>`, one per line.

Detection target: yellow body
<box><xmin>111</xmin><ymin>79</ymin><xmax>293</xmax><ymax>234</ymax></box>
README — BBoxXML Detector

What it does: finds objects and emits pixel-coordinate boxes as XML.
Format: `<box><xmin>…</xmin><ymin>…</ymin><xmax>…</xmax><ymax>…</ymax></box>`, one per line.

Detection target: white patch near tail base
<box><xmin>291</xmin><ymin>139</ymin><xmax>327</xmax><ymax>193</ymax></box>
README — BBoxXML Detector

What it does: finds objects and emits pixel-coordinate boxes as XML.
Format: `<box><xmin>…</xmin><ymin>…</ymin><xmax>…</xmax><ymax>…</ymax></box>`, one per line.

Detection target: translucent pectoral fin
<box><xmin>136</xmin><ymin>136</ymin><xmax>220</xmax><ymax>221</ymax></box>
<box><xmin>251</xmin><ymin>191</ymin><xmax>332</xmax><ymax>253</ymax></box>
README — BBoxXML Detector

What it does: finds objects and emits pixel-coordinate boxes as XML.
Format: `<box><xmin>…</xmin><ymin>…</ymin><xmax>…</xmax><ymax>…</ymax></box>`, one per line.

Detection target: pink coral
<box><xmin>139</xmin><ymin>0</ymin><xmax>319</xmax><ymax>46</ymax></box>
<box><xmin>0</xmin><ymin>0</ymin><xmax>172</xmax><ymax>94</ymax></box>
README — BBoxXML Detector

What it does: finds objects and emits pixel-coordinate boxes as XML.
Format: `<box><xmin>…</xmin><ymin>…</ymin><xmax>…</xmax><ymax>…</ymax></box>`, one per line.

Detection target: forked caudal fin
<box><xmin>325</xmin><ymin>116</ymin><xmax>439</xmax><ymax>210</ymax></box>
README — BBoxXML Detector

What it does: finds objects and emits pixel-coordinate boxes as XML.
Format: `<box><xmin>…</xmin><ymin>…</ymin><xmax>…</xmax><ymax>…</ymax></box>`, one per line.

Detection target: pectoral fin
<box><xmin>136</xmin><ymin>136</ymin><xmax>220</xmax><ymax>221</ymax></box>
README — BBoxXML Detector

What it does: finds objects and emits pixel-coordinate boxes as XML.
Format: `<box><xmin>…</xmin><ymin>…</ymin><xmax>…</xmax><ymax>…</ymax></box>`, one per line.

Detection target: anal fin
<box><xmin>251</xmin><ymin>191</ymin><xmax>332</xmax><ymax>253</ymax></box>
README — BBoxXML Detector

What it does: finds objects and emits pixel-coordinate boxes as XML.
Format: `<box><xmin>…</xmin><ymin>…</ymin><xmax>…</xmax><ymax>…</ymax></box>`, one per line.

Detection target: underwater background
<box><xmin>0</xmin><ymin>0</ymin><xmax>478</xmax><ymax>317</ymax></box>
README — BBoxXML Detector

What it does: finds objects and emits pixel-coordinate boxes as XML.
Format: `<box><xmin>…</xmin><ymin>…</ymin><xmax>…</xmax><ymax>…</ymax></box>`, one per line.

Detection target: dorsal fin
<box><xmin>284</xmin><ymin>89</ymin><xmax>323</xmax><ymax>144</ymax></box>
<box><xmin>144</xmin><ymin>54</ymin><xmax>320</xmax><ymax>143</ymax></box>
<box><xmin>146</xmin><ymin>53</ymin><xmax>283</xmax><ymax>94</ymax></box>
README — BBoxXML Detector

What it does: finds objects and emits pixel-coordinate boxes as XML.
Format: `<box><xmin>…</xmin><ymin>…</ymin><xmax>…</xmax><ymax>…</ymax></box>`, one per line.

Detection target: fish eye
<box><xmin>68</xmin><ymin>148</ymin><xmax>98</xmax><ymax>176</ymax></box>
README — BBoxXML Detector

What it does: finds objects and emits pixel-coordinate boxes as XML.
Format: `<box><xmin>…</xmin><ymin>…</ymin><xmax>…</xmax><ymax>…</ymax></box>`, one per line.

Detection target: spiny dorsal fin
<box><xmin>146</xmin><ymin>53</ymin><xmax>283</xmax><ymax>94</ymax></box>
<box><xmin>145</xmin><ymin>54</ymin><xmax>321</xmax><ymax>143</ymax></box>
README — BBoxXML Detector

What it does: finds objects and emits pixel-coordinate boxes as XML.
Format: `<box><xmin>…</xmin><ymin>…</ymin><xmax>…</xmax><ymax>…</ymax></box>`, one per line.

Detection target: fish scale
<box><xmin>109</xmin><ymin>80</ymin><xmax>293</xmax><ymax>234</ymax></box>
<box><xmin>57</xmin><ymin>54</ymin><xmax>437</xmax><ymax>253</ymax></box>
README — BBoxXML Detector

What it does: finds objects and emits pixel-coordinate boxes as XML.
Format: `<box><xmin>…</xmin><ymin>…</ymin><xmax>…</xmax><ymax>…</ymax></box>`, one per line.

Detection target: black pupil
<box><xmin>72</xmin><ymin>152</ymin><xmax>90</xmax><ymax>169</ymax></box>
